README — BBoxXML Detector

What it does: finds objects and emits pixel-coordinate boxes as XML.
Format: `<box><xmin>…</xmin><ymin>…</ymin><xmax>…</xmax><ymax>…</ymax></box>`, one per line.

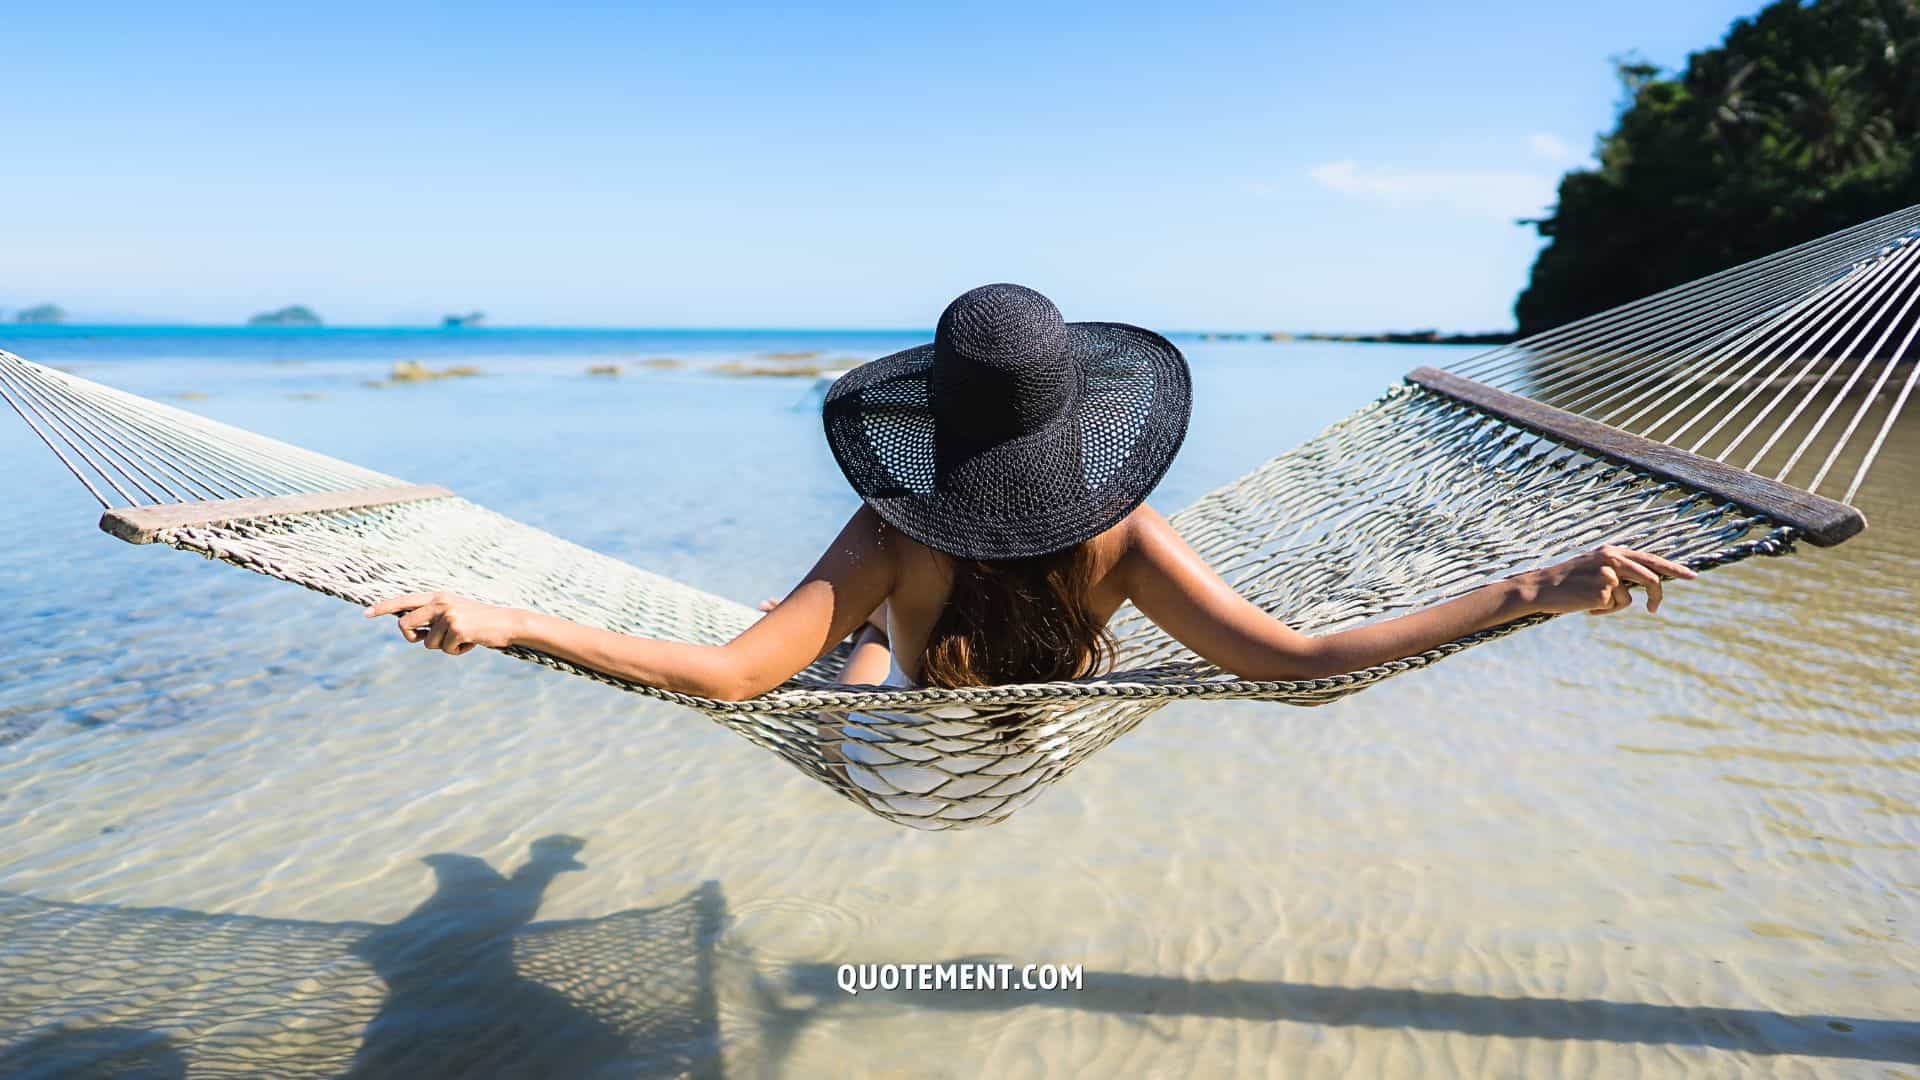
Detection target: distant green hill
<box><xmin>248</xmin><ymin>305</ymin><xmax>323</xmax><ymax>327</ymax></box>
<box><xmin>15</xmin><ymin>304</ymin><xmax>65</xmax><ymax>324</ymax></box>
<box><xmin>1517</xmin><ymin>0</ymin><xmax>1920</xmax><ymax>335</ymax></box>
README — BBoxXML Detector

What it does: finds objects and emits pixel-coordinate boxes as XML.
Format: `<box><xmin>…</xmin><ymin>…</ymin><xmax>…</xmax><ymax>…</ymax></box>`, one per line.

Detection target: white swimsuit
<box><xmin>881</xmin><ymin>652</ymin><xmax>917</xmax><ymax>690</ymax></box>
<box><xmin>834</xmin><ymin>623</ymin><xmax>1064</xmax><ymax>829</ymax></box>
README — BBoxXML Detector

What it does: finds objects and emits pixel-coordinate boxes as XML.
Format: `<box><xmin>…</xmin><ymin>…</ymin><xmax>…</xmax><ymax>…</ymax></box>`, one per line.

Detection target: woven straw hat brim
<box><xmin>823</xmin><ymin>322</ymin><xmax>1191</xmax><ymax>560</ymax></box>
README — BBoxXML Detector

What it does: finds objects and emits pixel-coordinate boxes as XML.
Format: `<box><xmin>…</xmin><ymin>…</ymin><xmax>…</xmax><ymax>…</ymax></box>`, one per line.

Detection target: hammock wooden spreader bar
<box><xmin>99</xmin><ymin>485</ymin><xmax>456</xmax><ymax>545</ymax></box>
<box><xmin>1405</xmin><ymin>367</ymin><xmax>1865</xmax><ymax>546</ymax></box>
<box><xmin>2</xmin><ymin>204</ymin><xmax>1914</xmax><ymax>829</ymax></box>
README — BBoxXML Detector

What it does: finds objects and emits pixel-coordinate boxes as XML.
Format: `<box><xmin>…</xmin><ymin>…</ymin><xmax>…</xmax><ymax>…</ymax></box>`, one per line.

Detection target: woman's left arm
<box><xmin>365</xmin><ymin>505</ymin><xmax>899</xmax><ymax>701</ymax></box>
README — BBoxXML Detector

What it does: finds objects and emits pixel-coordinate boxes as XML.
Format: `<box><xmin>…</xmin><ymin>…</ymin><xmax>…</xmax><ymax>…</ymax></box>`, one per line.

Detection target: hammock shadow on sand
<box><xmin>5</xmin><ymin>851</ymin><xmax>1916</xmax><ymax>1074</ymax></box>
<box><xmin>0</xmin><ymin>837</ymin><xmax>725</xmax><ymax>1079</ymax></box>
<box><xmin>772</xmin><ymin>965</ymin><xmax>1920</xmax><ymax>1066</ymax></box>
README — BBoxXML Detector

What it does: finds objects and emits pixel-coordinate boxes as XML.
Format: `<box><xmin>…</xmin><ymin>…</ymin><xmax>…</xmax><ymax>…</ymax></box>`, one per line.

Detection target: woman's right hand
<box><xmin>1513</xmin><ymin>545</ymin><xmax>1697</xmax><ymax>616</ymax></box>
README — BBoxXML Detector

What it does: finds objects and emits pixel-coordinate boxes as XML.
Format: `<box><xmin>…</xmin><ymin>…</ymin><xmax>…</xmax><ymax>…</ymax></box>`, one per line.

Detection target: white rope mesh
<box><xmin>0</xmin><ymin>358</ymin><xmax>396</xmax><ymax>506</ymax></box>
<box><xmin>1</xmin><ymin>206</ymin><xmax>1913</xmax><ymax>828</ymax></box>
<box><xmin>0</xmin><ymin>366</ymin><xmax>1796</xmax><ymax>830</ymax></box>
<box><xmin>1453</xmin><ymin>203</ymin><xmax>1920</xmax><ymax>499</ymax></box>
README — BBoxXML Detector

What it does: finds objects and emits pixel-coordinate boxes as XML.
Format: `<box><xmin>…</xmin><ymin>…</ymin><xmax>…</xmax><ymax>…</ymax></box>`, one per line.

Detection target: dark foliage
<box><xmin>1516</xmin><ymin>0</ymin><xmax>1920</xmax><ymax>334</ymax></box>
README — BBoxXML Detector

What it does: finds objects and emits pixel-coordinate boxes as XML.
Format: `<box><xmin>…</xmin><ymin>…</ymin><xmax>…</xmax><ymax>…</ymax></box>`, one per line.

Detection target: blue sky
<box><xmin>4</xmin><ymin>1</ymin><xmax>1764</xmax><ymax>330</ymax></box>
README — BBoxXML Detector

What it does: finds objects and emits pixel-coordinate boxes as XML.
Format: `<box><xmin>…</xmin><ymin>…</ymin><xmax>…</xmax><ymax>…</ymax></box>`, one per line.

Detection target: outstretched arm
<box><xmin>365</xmin><ymin>505</ymin><xmax>899</xmax><ymax>701</ymax></box>
<box><xmin>1117</xmin><ymin>505</ymin><xmax>1695</xmax><ymax>682</ymax></box>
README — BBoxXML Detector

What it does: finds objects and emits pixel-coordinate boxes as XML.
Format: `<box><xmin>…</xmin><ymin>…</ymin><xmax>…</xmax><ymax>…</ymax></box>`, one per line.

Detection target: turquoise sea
<box><xmin>1</xmin><ymin>325</ymin><xmax>1915</xmax><ymax>1076</ymax></box>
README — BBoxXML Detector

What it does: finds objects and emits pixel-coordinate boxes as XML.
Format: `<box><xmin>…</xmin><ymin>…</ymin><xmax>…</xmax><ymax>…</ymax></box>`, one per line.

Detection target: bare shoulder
<box><xmin>843</xmin><ymin>505</ymin><xmax>963</xmax><ymax>597</ymax></box>
<box><xmin>1107</xmin><ymin>501</ymin><xmax>1224</xmax><ymax>597</ymax></box>
<box><xmin>820</xmin><ymin>503</ymin><xmax>904</xmax><ymax>575</ymax></box>
<box><xmin>1123</xmin><ymin>502</ymin><xmax>1176</xmax><ymax>538</ymax></box>
<box><xmin>1110</xmin><ymin>503</ymin><xmax>1181</xmax><ymax>558</ymax></box>
<box><xmin>1097</xmin><ymin>504</ymin><xmax>1178</xmax><ymax>587</ymax></box>
<box><xmin>845</xmin><ymin>502</ymin><xmax>895</xmax><ymax>545</ymax></box>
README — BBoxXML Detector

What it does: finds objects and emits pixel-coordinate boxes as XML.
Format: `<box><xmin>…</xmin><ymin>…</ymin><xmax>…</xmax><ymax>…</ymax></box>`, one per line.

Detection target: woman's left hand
<box><xmin>364</xmin><ymin>592</ymin><xmax>522</xmax><ymax>655</ymax></box>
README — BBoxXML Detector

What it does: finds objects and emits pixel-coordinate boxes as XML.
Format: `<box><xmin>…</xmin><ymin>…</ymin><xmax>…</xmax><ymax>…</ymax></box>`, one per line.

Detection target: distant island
<box><xmin>442</xmin><ymin>311</ymin><xmax>486</xmax><ymax>328</ymax></box>
<box><xmin>15</xmin><ymin>303</ymin><xmax>66</xmax><ymax>324</ymax></box>
<box><xmin>248</xmin><ymin>305</ymin><xmax>323</xmax><ymax>327</ymax></box>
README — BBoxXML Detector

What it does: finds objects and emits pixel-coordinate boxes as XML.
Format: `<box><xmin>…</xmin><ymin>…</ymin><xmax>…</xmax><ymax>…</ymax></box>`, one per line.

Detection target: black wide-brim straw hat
<box><xmin>824</xmin><ymin>283</ymin><xmax>1192</xmax><ymax>560</ymax></box>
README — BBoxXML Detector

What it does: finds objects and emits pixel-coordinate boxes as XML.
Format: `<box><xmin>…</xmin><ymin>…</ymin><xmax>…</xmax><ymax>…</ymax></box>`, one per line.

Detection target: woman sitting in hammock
<box><xmin>368</xmin><ymin>284</ymin><xmax>1692</xmax><ymax>701</ymax></box>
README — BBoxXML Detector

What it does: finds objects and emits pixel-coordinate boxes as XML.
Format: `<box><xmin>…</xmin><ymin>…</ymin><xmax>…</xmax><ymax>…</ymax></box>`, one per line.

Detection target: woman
<box><xmin>367</xmin><ymin>284</ymin><xmax>1692</xmax><ymax>701</ymax></box>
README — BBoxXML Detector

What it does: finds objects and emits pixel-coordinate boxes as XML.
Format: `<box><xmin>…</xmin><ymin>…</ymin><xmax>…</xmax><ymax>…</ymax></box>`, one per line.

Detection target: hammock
<box><xmin>4</xmin><ymin>206</ymin><xmax>1917</xmax><ymax>830</ymax></box>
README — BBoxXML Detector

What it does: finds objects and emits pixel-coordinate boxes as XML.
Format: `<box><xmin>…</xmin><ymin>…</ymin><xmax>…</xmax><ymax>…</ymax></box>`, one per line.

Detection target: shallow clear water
<box><xmin>0</xmin><ymin>328</ymin><xmax>1914</xmax><ymax>1076</ymax></box>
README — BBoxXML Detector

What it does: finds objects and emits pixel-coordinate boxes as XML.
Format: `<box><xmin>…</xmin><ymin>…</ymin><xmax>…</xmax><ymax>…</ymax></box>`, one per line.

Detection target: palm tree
<box><xmin>1693</xmin><ymin>53</ymin><xmax>1765</xmax><ymax>158</ymax></box>
<box><xmin>1859</xmin><ymin>2</ymin><xmax>1920</xmax><ymax>133</ymax></box>
<box><xmin>1773</xmin><ymin>62</ymin><xmax>1896</xmax><ymax>175</ymax></box>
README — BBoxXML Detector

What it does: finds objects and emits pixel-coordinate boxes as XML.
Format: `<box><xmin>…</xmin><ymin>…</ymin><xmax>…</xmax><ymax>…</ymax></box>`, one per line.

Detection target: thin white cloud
<box><xmin>1301</xmin><ymin>159</ymin><xmax>1557</xmax><ymax>219</ymax></box>
<box><xmin>1527</xmin><ymin>132</ymin><xmax>1583</xmax><ymax>165</ymax></box>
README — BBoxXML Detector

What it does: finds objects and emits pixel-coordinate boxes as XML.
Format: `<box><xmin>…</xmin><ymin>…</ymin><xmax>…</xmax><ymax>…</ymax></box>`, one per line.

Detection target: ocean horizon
<box><xmin>5</xmin><ymin>322</ymin><xmax>948</xmax><ymax>333</ymax></box>
<box><xmin>0</xmin><ymin>322</ymin><xmax>1457</xmax><ymax>344</ymax></box>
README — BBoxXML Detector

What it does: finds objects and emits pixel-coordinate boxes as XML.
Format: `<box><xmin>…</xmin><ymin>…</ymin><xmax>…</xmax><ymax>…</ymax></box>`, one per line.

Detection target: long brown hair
<box><xmin>918</xmin><ymin>541</ymin><xmax>1114</xmax><ymax>689</ymax></box>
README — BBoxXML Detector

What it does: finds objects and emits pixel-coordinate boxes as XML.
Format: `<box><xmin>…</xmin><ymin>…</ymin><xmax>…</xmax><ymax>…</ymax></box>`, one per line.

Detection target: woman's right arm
<box><xmin>1116</xmin><ymin>505</ymin><xmax>1695</xmax><ymax>682</ymax></box>
<box><xmin>367</xmin><ymin>505</ymin><xmax>899</xmax><ymax>701</ymax></box>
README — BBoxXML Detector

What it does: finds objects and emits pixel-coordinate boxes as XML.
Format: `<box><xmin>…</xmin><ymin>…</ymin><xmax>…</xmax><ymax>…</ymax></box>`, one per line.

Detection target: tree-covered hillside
<box><xmin>1517</xmin><ymin>0</ymin><xmax>1920</xmax><ymax>335</ymax></box>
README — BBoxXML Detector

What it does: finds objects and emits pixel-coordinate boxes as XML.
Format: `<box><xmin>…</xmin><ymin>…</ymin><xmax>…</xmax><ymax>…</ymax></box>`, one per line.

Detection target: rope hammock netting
<box><xmin>4</xmin><ymin>206</ymin><xmax>1917</xmax><ymax>829</ymax></box>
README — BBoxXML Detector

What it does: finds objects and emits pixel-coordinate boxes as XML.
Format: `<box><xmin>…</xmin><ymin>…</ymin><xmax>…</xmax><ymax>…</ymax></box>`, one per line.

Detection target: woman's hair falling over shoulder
<box><xmin>919</xmin><ymin>541</ymin><xmax>1114</xmax><ymax>689</ymax></box>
